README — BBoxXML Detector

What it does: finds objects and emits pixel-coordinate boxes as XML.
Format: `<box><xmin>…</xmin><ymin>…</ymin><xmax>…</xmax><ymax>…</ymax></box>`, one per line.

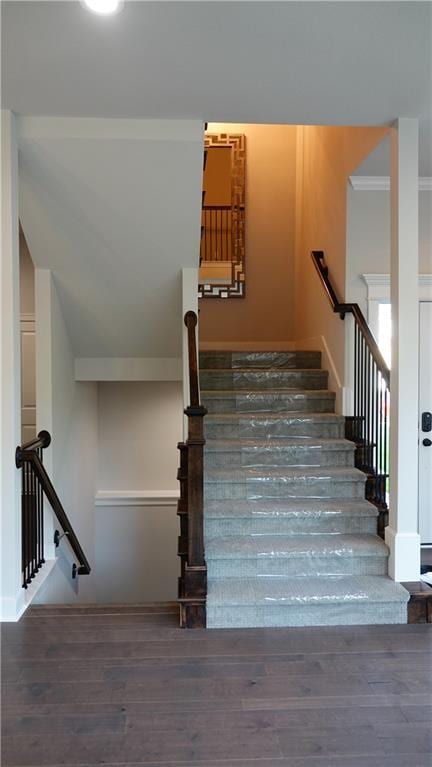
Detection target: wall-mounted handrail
<box><xmin>16</xmin><ymin>431</ymin><xmax>91</xmax><ymax>585</ymax></box>
<box><xmin>19</xmin><ymin>430</ymin><xmax>51</xmax><ymax>453</ymax></box>
<box><xmin>177</xmin><ymin>311</ymin><xmax>207</xmax><ymax>627</ymax></box>
<box><xmin>311</xmin><ymin>251</ymin><xmax>391</xmax><ymax>536</ymax></box>
<box><xmin>312</xmin><ymin>250</ymin><xmax>390</xmax><ymax>387</ymax></box>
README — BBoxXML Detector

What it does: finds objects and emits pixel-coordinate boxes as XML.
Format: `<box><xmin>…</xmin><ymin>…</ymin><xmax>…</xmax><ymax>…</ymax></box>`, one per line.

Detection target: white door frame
<box><xmin>362</xmin><ymin>274</ymin><xmax>432</xmax><ymax>334</ymax></box>
<box><xmin>362</xmin><ymin>273</ymin><xmax>432</xmax><ymax>550</ymax></box>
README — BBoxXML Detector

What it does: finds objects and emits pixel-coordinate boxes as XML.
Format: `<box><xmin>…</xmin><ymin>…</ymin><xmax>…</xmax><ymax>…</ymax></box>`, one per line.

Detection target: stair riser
<box><xmin>200</xmin><ymin>371</ymin><xmax>328</xmax><ymax>391</ymax></box>
<box><xmin>205</xmin><ymin>448</ymin><xmax>354</xmax><ymax>469</ymax></box>
<box><xmin>207</xmin><ymin>602</ymin><xmax>407</xmax><ymax>629</ymax></box>
<box><xmin>199</xmin><ymin>352</ymin><xmax>321</xmax><ymax>370</ymax></box>
<box><xmin>207</xmin><ymin>556</ymin><xmax>388</xmax><ymax>578</ymax></box>
<box><xmin>205</xmin><ymin>516</ymin><xmax>378</xmax><ymax>537</ymax></box>
<box><xmin>205</xmin><ymin>478</ymin><xmax>365</xmax><ymax>501</ymax></box>
<box><xmin>205</xmin><ymin>421</ymin><xmax>345</xmax><ymax>440</ymax></box>
<box><xmin>202</xmin><ymin>395</ymin><xmax>335</xmax><ymax>414</ymax></box>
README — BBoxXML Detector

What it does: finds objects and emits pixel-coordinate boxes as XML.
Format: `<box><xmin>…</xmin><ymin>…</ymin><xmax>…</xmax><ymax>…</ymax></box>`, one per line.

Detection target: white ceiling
<box><xmin>2</xmin><ymin>1</ymin><xmax>431</xmax><ymax>173</ymax></box>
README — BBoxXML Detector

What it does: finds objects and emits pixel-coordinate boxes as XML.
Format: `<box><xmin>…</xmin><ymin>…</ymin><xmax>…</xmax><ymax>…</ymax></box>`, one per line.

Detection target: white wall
<box><xmin>19</xmin><ymin>231</ymin><xmax>35</xmax><ymax>315</ymax></box>
<box><xmin>34</xmin><ymin>271</ymin><xmax>98</xmax><ymax>604</ymax></box>
<box><xmin>35</xmin><ymin>303</ymin><xmax>183</xmax><ymax>605</ymax></box>
<box><xmin>95</xmin><ymin>381</ymin><xmax>182</xmax><ymax>602</ymax></box>
<box><xmin>346</xmin><ymin>188</ymin><xmax>432</xmax><ymax>312</ymax></box>
<box><xmin>19</xmin><ymin>118</ymin><xmax>204</xmax><ymax>359</ymax></box>
<box><xmin>1</xmin><ymin>110</ymin><xmax>22</xmax><ymax>621</ymax></box>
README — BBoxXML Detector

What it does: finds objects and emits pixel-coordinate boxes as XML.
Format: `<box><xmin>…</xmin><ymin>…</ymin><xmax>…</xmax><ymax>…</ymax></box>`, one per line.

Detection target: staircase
<box><xmin>200</xmin><ymin>350</ymin><xmax>409</xmax><ymax>628</ymax></box>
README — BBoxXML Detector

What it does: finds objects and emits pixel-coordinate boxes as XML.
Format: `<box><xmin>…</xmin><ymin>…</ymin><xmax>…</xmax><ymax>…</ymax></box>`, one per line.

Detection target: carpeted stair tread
<box><xmin>205</xmin><ymin>412</ymin><xmax>344</xmax><ymax>422</ymax></box>
<box><xmin>199</xmin><ymin>346</ymin><xmax>406</xmax><ymax>626</ymax></box>
<box><xmin>204</xmin><ymin>466</ymin><xmax>366</xmax><ymax>483</ymax></box>
<box><xmin>200</xmin><ymin>369</ymin><xmax>329</xmax><ymax>392</ymax></box>
<box><xmin>206</xmin><ymin>533</ymin><xmax>388</xmax><ymax>560</ymax></box>
<box><xmin>204</xmin><ymin>497</ymin><xmax>378</xmax><ymax>519</ymax></box>
<box><xmin>199</xmin><ymin>351</ymin><xmax>321</xmax><ymax>370</ymax></box>
<box><xmin>205</xmin><ymin>437</ymin><xmax>355</xmax><ymax>452</ymax></box>
<box><xmin>207</xmin><ymin>575</ymin><xmax>409</xmax><ymax>606</ymax></box>
<box><xmin>202</xmin><ymin>388</ymin><xmax>334</xmax><ymax>397</ymax></box>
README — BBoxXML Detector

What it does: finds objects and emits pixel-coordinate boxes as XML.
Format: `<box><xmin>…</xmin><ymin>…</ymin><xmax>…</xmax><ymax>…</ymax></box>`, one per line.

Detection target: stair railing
<box><xmin>177</xmin><ymin>310</ymin><xmax>207</xmax><ymax>628</ymax></box>
<box><xmin>16</xmin><ymin>431</ymin><xmax>91</xmax><ymax>586</ymax></box>
<box><xmin>312</xmin><ymin>250</ymin><xmax>390</xmax><ymax>537</ymax></box>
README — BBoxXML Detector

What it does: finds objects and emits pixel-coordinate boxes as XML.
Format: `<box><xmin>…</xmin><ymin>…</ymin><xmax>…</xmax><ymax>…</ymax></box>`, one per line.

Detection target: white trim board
<box><xmin>1</xmin><ymin>560</ymin><xmax>56</xmax><ymax>622</ymax></box>
<box><xmin>75</xmin><ymin>357</ymin><xmax>182</xmax><ymax>382</ymax></box>
<box><xmin>362</xmin><ymin>274</ymin><xmax>432</xmax><ymax>301</ymax></box>
<box><xmin>350</xmin><ymin>176</ymin><xmax>432</xmax><ymax>192</ymax></box>
<box><xmin>95</xmin><ymin>491</ymin><xmax>179</xmax><ymax>507</ymax></box>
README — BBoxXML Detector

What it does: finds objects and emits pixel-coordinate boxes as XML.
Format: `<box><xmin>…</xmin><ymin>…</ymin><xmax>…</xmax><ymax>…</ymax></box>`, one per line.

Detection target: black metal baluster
<box><xmin>22</xmin><ymin>461</ymin><xmax>27</xmax><ymax>587</ymax></box>
<box><xmin>36</xmin><ymin>449</ymin><xmax>40</xmax><ymax>567</ymax></box>
<box><xmin>39</xmin><ymin>448</ymin><xmax>45</xmax><ymax>565</ymax></box>
<box><xmin>30</xmin><ymin>464</ymin><xmax>36</xmax><ymax>577</ymax></box>
<box><xmin>379</xmin><ymin>372</ymin><xmax>384</xmax><ymax>507</ymax></box>
<box><xmin>367</xmin><ymin>346</ymin><xmax>371</xmax><ymax>473</ymax></box>
<box><xmin>25</xmin><ymin>462</ymin><xmax>31</xmax><ymax>585</ymax></box>
<box><xmin>356</xmin><ymin>324</ymin><xmax>360</xmax><ymax>441</ymax></box>
<box><xmin>360</xmin><ymin>335</ymin><xmax>365</xmax><ymax>462</ymax></box>
<box><xmin>372</xmin><ymin>361</ymin><xmax>377</xmax><ymax>500</ymax></box>
<box><xmin>384</xmin><ymin>388</ymin><xmax>389</xmax><ymax>507</ymax></box>
<box><xmin>354</xmin><ymin>323</ymin><xmax>358</xmax><ymax>431</ymax></box>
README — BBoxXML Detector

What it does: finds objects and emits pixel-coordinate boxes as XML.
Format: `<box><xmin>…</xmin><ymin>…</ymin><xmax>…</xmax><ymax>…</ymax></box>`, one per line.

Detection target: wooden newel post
<box><xmin>179</xmin><ymin>311</ymin><xmax>207</xmax><ymax>628</ymax></box>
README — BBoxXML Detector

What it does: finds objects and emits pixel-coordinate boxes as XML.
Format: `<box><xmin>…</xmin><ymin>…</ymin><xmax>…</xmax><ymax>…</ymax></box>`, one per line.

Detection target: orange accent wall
<box><xmin>199</xmin><ymin>123</ymin><xmax>297</xmax><ymax>345</ymax></box>
<box><xmin>293</xmin><ymin>125</ymin><xmax>389</xmax><ymax>381</ymax></box>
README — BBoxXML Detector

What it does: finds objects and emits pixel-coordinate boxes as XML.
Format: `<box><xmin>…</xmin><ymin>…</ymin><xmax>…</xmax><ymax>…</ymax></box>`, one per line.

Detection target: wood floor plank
<box><xmin>277</xmin><ymin>723</ymin><xmax>384</xmax><ymax>758</ymax></box>
<box><xmin>1</xmin><ymin>727</ymin><xmax>283</xmax><ymax>765</ymax></box>
<box><xmin>2</xmin><ymin>607</ymin><xmax>431</xmax><ymax>766</ymax></box>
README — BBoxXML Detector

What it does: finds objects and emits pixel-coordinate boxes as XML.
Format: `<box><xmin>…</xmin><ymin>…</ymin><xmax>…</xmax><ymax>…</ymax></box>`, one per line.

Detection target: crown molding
<box><xmin>349</xmin><ymin>176</ymin><xmax>432</xmax><ymax>192</ymax></box>
<box><xmin>362</xmin><ymin>273</ymin><xmax>432</xmax><ymax>301</ymax></box>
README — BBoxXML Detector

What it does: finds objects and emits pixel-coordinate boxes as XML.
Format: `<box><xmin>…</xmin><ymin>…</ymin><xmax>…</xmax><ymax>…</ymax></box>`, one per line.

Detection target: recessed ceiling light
<box><xmin>81</xmin><ymin>0</ymin><xmax>124</xmax><ymax>15</ymax></box>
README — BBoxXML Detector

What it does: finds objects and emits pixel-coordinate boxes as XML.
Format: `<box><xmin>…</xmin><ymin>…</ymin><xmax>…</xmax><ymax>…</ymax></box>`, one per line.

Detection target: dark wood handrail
<box><xmin>311</xmin><ymin>250</ymin><xmax>390</xmax><ymax>388</ymax></box>
<box><xmin>16</xmin><ymin>435</ymin><xmax>91</xmax><ymax>576</ymax></box>
<box><xmin>184</xmin><ymin>310</ymin><xmax>200</xmax><ymax>408</ymax></box>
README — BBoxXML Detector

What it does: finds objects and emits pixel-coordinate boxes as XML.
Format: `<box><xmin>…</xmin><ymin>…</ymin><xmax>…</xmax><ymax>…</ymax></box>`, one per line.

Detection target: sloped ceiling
<box><xmin>2</xmin><ymin>1</ymin><xmax>431</xmax><ymax>173</ymax></box>
<box><xmin>19</xmin><ymin>118</ymin><xmax>203</xmax><ymax>357</ymax></box>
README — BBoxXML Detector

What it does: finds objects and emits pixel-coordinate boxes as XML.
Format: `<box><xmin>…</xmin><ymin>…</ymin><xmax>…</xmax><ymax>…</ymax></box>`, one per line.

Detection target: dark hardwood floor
<box><xmin>2</xmin><ymin>603</ymin><xmax>432</xmax><ymax>766</ymax></box>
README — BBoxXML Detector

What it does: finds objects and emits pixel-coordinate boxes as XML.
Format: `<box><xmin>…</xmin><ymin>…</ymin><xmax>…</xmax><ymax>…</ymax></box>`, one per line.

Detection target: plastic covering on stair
<box><xmin>202</xmin><ymin>391</ymin><xmax>334</xmax><ymax>413</ymax></box>
<box><xmin>205</xmin><ymin>498</ymin><xmax>377</xmax><ymax>517</ymax></box>
<box><xmin>200</xmin><ymin>351</ymin><xmax>321</xmax><ymax>369</ymax></box>
<box><xmin>204</xmin><ymin>439</ymin><xmax>354</xmax><ymax>468</ymax></box>
<box><xmin>205</xmin><ymin>414</ymin><xmax>344</xmax><ymax>440</ymax></box>
<box><xmin>207</xmin><ymin>575</ymin><xmax>410</xmax><ymax>606</ymax></box>
<box><xmin>200</xmin><ymin>370</ymin><xmax>328</xmax><ymax>392</ymax></box>
<box><xmin>206</xmin><ymin>533</ymin><xmax>387</xmax><ymax>557</ymax></box>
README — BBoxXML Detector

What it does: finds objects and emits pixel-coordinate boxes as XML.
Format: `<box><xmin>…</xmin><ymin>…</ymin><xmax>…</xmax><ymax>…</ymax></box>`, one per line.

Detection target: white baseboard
<box><xmin>199</xmin><ymin>341</ymin><xmax>296</xmax><ymax>351</ymax></box>
<box><xmin>1</xmin><ymin>559</ymin><xmax>57</xmax><ymax>621</ymax></box>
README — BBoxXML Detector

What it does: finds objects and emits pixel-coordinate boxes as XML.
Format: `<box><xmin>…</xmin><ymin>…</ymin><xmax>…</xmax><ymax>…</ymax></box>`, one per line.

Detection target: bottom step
<box><xmin>207</xmin><ymin>575</ymin><xmax>409</xmax><ymax>628</ymax></box>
